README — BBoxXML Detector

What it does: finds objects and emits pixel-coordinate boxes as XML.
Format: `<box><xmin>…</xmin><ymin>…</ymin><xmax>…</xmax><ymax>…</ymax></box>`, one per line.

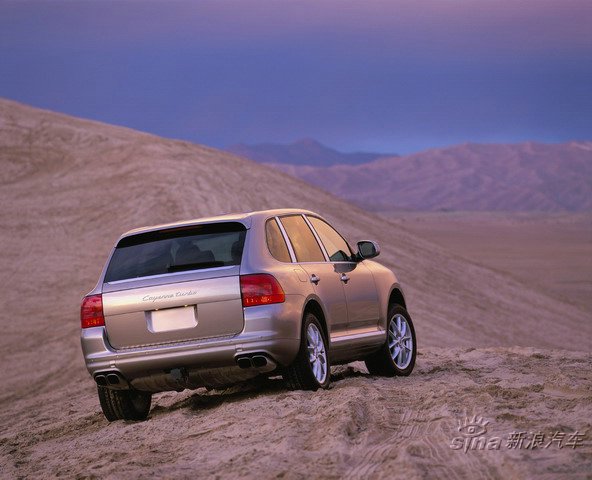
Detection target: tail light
<box><xmin>81</xmin><ymin>294</ymin><xmax>105</xmax><ymax>329</ymax></box>
<box><xmin>240</xmin><ymin>274</ymin><xmax>285</xmax><ymax>307</ymax></box>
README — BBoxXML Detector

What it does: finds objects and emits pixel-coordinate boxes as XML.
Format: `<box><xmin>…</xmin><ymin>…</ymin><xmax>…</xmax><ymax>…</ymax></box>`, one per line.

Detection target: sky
<box><xmin>0</xmin><ymin>0</ymin><xmax>591</xmax><ymax>154</ymax></box>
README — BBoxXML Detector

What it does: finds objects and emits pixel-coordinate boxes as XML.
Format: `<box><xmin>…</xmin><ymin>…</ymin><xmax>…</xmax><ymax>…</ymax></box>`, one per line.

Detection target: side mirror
<box><xmin>356</xmin><ymin>240</ymin><xmax>380</xmax><ymax>260</ymax></box>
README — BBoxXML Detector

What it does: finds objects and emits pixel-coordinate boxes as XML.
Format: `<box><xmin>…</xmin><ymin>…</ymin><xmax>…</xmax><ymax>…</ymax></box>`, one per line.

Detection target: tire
<box><xmin>365</xmin><ymin>305</ymin><xmax>416</xmax><ymax>377</ymax></box>
<box><xmin>97</xmin><ymin>386</ymin><xmax>152</xmax><ymax>421</ymax></box>
<box><xmin>283</xmin><ymin>312</ymin><xmax>331</xmax><ymax>390</ymax></box>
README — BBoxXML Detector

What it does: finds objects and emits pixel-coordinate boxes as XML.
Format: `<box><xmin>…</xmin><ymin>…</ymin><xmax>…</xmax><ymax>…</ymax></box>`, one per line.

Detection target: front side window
<box><xmin>105</xmin><ymin>222</ymin><xmax>246</xmax><ymax>282</ymax></box>
<box><xmin>308</xmin><ymin>216</ymin><xmax>353</xmax><ymax>262</ymax></box>
<box><xmin>279</xmin><ymin>215</ymin><xmax>325</xmax><ymax>263</ymax></box>
<box><xmin>265</xmin><ymin>218</ymin><xmax>292</xmax><ymax>262</ymax></box>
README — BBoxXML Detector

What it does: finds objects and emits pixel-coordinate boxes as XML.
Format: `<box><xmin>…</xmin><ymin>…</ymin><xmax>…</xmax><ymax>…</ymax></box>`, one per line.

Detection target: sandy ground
<box><xmin>1</xmin><ymin>348</ymin><xmax>590</xmax><ymax>479</ymax></box>
<box><xmin>0</xmin><ymin>99</ymin><xmax>590</xmax><ymax>478</ymax></box>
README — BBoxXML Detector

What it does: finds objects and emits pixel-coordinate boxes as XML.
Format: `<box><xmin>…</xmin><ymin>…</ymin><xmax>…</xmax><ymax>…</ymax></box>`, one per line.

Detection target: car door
<box><xmin>306</xmin><ymin>215</ymin><xmax>380</xmax><ymax>332</ymax></box>
<box><xmin>278</xmin><ymin>214</ymin><xmax>348</xmax><ymax>337</ymax></box>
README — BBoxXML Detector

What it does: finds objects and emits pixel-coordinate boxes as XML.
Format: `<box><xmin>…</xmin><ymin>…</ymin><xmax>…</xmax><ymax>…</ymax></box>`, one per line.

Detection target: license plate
<box><xmin>147</xmin><ymin>306</ymin><xmax>197</xmax><ymax>333</ymax></box>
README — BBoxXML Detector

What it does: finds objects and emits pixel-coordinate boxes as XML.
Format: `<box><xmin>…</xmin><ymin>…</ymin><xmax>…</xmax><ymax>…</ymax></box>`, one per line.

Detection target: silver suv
<box><xmin>81</xmin><ymin>209</ymin><xmax>416</xmax><ymax>421</ymax></box>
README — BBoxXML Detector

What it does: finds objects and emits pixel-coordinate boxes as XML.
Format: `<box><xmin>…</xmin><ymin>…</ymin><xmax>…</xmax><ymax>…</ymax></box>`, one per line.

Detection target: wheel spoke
<box><xmin>306</xmin><ymin>323</ymin><xmax>328</xmax><ymax>383</ymax></box>
<box><xmin>385</xmin><ymin>314</ymin><xmax>413</xmax><ymax>369</ymax></box>
<box><xmin>389</xmin><ymin>321</ymin><xmax>397</xmax><ymax>336</ymax></box>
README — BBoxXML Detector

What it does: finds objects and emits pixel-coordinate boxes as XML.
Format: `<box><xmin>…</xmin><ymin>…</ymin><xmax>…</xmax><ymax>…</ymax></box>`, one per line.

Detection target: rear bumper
<box><xmin>81</xmin><ymin>299</ymin><xmax>302</xmax><ymax>381</ymax></box>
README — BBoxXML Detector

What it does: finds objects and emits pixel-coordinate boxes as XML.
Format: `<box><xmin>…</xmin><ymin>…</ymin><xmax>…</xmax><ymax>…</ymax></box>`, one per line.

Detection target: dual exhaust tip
<box><xmin>95</xmin><ymin>372</ymin><xmax>124</xmax><ymax>387</ymax></box>
<box><xmin>96</xmin><ymin>356</ymin><xmax>272</xmax><ymax>386</ymax></box>
<box><xmin>236</xmin><ymin>354</ymin><xmax>268</xmax><ymax>369</ymax></box>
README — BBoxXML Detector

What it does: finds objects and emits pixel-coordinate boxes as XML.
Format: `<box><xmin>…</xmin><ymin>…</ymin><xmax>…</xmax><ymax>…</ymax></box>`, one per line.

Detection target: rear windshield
<box><xmin>104</xmin><ymin>222</ymin><xmax>246</xmax><ymax>282</ymax></box>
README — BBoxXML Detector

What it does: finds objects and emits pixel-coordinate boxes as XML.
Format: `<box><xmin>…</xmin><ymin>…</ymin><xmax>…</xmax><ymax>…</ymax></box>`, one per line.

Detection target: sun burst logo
<box><xmin>457</xmin><ymin>415</ymin><xmax>489</xmax><ymax>437</ymax></box>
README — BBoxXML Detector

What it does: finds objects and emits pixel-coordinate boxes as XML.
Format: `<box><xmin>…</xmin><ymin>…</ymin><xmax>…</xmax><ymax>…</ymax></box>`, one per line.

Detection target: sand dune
<box><xmin>0</xmin><ymin>99</ymin><xmax>590</xmax><ymax>478</ymax></box>
<box><xmin>268</xmin><ymin>142</ymin><xmax>592</xmax><ymax>212</ymax></box>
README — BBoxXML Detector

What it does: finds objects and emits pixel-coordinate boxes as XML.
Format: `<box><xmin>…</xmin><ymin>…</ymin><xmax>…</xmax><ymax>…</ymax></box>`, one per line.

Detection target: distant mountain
<box><xmin>227</xmin><ymin>138</ymin><xmax>393</xmax><ymax>166</ymax></box>
<box><xmin>268</xmin><ymin>142</ymin><xmax>592</xmax><ymax>212</ymax></box>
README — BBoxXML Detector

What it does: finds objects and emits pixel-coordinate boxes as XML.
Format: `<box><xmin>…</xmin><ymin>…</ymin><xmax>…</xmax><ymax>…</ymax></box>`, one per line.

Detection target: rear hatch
<box><xmin>101</xmin><ymin>222</ymin><xmax>247</xmax><ymax>350</ymax></box>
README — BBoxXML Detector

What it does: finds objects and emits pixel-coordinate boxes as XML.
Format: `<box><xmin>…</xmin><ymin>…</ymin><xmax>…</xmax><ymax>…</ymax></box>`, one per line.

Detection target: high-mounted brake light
<box><xmin>240</xmin><ymin>274</ymin><xmax>285</xmax><ymax>307</ymax></box>
<box><xmin>81</xmin><ymin>294</ymin><xmax>105</xmax><ymax>329</ymax></box>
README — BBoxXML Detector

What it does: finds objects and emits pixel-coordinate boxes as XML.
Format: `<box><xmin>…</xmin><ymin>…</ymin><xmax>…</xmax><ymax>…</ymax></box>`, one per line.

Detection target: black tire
<box><xmin>365</xmin><ymin>305</ymin><xmax>416</xmax><ymax>377</ymax></box>
<box><xmin>283</xmin><ymin>312</ymin><xmax>331</xmax><ymax>391</ymax></box>
<box><xmin>97</xmin><ymin>386</ymin><xmax>152</xmax><ymax>421</ymax></box>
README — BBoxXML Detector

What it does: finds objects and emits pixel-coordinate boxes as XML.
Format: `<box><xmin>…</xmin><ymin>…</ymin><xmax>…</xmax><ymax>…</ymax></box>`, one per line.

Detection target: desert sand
<box><xmin>0</xmin><ymin>99</ymin><xmax>590</xmax><ymax>478</ymax></box>
<box><xmin>386</xmin><ymin>212</ymin><xmax>592</xmax><ymax>313</ymax></box>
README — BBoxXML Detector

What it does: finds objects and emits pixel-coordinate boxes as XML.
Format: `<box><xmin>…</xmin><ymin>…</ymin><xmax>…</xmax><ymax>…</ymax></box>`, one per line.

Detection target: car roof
<box><xmin>119</xmin><ymin>208</ymin><xmax>321</xmax><ymax>239</ymax></box>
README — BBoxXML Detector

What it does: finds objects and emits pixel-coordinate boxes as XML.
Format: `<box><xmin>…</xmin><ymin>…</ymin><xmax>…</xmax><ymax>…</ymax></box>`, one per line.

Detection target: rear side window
<box><xmin>105</xmin><ymin>222</ymin><xmax>246</xmax><ymax>282</ymax></box>
<box><xmin>279</xmin><ymin>215</ymin><xmax>325</xmax><ymax>263</ymax></box>
<box><xmin>308</xmin><ymin>216</ymin><xmax>353</xmax><ymax>262</ymax></box>
<box><xmin>265</xmin><ymin>219</ymin><xmax>292</xmax><ymax>262</ymax></box>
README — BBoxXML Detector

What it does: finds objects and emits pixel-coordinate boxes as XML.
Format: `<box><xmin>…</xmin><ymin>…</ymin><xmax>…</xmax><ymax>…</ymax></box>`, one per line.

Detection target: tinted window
<box><xmin>280</xmin><ymin>215</ymin><xmax>325</xmax><ymax>263</ymax></box>
<box><xmin>105</xmin><ymin>222</ymin><xmax>246</xmax><ymax>282</ymax></box>
<box><xmin>308</xmin><ymin>216</ymin><xmax>353</xmax><ymax>262</ymax></box>
<box><xmin>265</xmin><ymin>218</ymin><xmax>292</xmax><ymax>262</ymax></box>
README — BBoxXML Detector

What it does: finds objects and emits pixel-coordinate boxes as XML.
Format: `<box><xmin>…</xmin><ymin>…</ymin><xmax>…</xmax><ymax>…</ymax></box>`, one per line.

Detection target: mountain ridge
<box><xmin>227</xmin><ymin>138</ymin><xmax>393</xmax><ymax>166</ymax></box>
<box><xmin>263</xmin><ymin>140</ymin><xmax>592</xmax><ymax>212</ymax></box>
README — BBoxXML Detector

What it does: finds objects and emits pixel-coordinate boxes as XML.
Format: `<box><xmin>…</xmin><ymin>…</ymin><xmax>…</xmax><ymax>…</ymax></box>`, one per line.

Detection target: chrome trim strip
<box><xmin>275</xmin><ymin>216</ymin><xmax>297</xmax><ymax>263</ymax></box>
<box><xmin>330</xmin><ymin>329</ymin><xmax>385</xmax><ymax>343</ymax></box>
<box><xmin>113</xmin><ymin>333</ymin><xmax>238</xmax><ymax>352</ymax></box>
<box><xmin>105</xmin><ymin>265</ymin><xmax>237</xmax><ymax>285</ymax></box>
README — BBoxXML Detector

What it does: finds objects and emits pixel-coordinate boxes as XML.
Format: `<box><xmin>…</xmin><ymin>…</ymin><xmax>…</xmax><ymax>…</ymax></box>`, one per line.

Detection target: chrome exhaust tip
<box><xmin>106</xmin><ymin>373</ymin><xmax>121</xmax><ymax>385</ymax></box>
<box><xmin>95</xmin><ymin>374</ymin><xmax>107</xmax><ymax>386</ymax></box>
<box><xmin>251</xmin><ymin>355</ymin><xmax>268</xmax><ymax>368</ymax></box>
<box><xmin>236</xmin><ymin>357</ymin><xmax>252</xmax><ymax>369</ymax></box>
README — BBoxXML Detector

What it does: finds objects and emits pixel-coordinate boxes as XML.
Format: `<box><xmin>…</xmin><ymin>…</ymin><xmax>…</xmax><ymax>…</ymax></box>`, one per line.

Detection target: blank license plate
<box><xmin>147</xmin><ymin>306</ymin><xmax>197</xmax><ymax>333</ymax></box>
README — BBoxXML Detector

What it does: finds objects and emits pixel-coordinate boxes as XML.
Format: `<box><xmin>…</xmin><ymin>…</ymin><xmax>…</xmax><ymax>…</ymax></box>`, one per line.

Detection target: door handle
<box><xmin>310</xmin><ymin>274</ymin><xmax>320</xmax><ymax>285</ymax></box>
<box><xmin>340</xmin><ymin>274</ymin><xmax>350</xmax><ymax>284</ymax></box>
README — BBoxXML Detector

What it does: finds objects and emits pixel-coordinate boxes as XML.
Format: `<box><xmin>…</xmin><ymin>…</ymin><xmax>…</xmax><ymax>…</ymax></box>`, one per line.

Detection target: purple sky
<box><xmin>1</xmin><ymin>0</ymin><xmax>590</xmax><ymax>153</ymax></box>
